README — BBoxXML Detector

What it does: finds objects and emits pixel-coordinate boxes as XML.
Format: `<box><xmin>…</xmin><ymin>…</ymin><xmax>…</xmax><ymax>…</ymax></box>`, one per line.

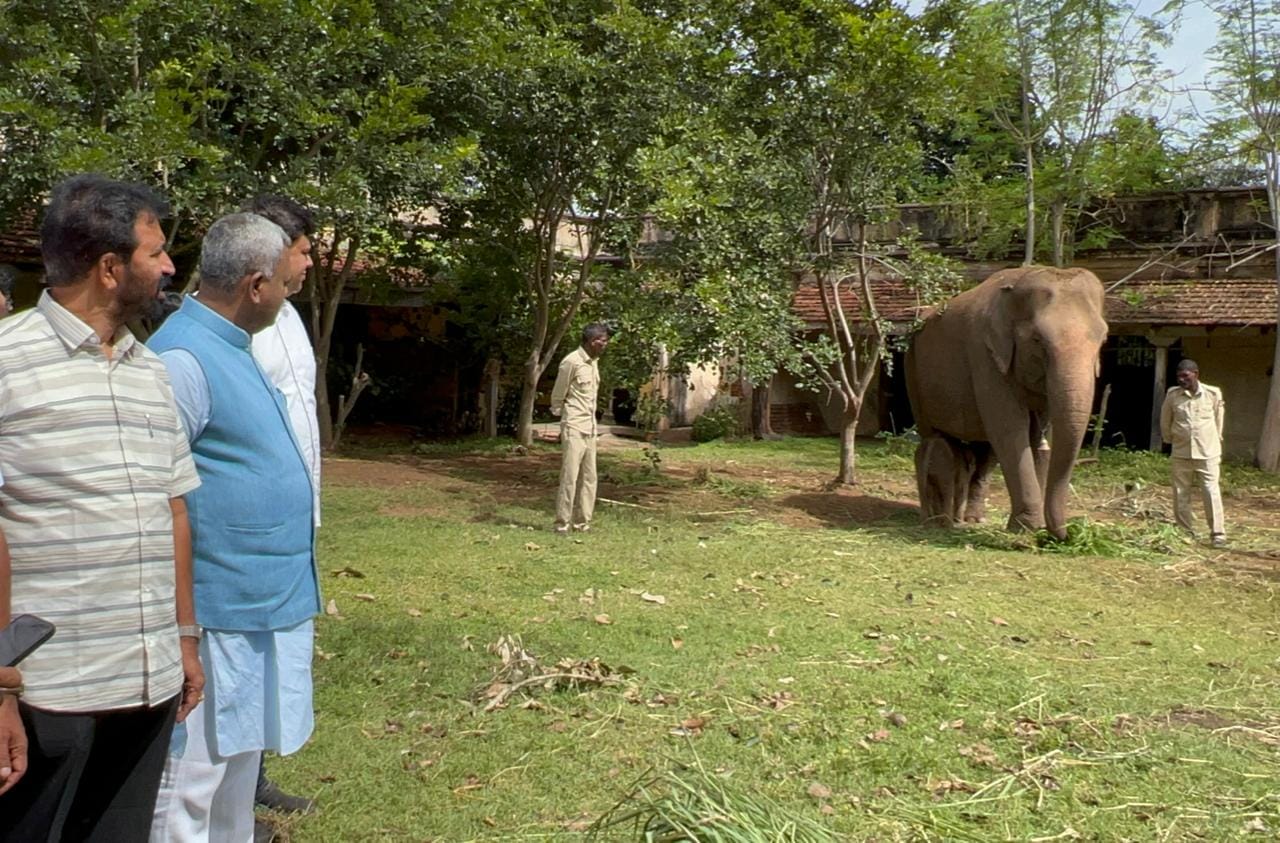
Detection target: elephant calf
<box><xmin>905</xmin><ymin>266</ymin><xmax>1108</xmax><ymax>540</ymax></box>
<box><xmin>915</xmin><ymin>434</ymin><xmax>993</xmax><ymax>526</ymax></box>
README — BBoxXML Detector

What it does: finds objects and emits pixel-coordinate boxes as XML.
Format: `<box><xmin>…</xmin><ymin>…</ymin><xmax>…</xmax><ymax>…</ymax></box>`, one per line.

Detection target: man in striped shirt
<box><xmin>0</xmin><ymin>175</ymin><xmax>204</xmax><ymax>841</ymax></box>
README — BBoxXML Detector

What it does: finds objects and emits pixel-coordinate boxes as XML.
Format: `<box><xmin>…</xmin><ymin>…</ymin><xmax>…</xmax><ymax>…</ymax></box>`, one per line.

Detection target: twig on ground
<box><xmin>598</xmin><ymin>497</ymin><xmax>657</xmax><ymax>509</ymax></box>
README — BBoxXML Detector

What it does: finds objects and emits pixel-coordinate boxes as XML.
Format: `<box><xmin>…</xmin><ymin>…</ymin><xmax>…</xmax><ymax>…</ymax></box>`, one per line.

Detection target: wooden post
<box><xmin>1091</xmin><ymin>383</ymin><xmax>1111</xmax><ymax>459</ymax></box>
<box><xmin>1149</xmin><ymin>338</ymin><xmax>1174</xmax><ymax>451</ymax></box>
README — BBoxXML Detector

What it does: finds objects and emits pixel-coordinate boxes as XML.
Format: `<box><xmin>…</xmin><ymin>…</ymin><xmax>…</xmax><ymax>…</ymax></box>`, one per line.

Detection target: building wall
<box><xmin>669</xmin><ymin>363</ymin><xmax>722</xmax><ymax>426</ymax></box>
<box><xmin>769</xmin><ymin>370</ymin><xmax>882</xmax><ymax>436</ymax></box>
<box><xmin>1181</xmin><ymin>333</ymin><xmax>1274</xmax><ymax>460</ymax></box>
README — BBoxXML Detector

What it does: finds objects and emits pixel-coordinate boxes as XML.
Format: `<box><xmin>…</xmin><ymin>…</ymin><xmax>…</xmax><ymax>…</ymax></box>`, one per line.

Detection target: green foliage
<box><xmin>634</xmin><ymin>393</ymin><xmax>671</xmax><ymax>434</ymax></box>
<box><xmin>691</xmin><ymin>403</ymin><xmax>740</xmax><ymax>443</ymax></box>
<box><xmin>933</xmin><ymin>0</ymin><xmax>1180</xmax><ymax>263</ymax></box>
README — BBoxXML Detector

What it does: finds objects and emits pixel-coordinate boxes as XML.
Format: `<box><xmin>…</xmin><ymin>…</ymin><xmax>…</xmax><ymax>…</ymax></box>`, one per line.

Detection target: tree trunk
<box><xmin>516</xmin><ymin>351</ymin><xmax>543</xmax><ymax>447</ymax></box>
<box><xmin>481</xmin><ymin>357</ymin><xmax>501</xmax><ymax>438</ymax></box>
<box><xmin>1255</xmin><ymin>154</ymin><xmax>1280</xmax><ymax>471</ymax></box>
<box><xmin>1050</xmin><ymin>201</ymin><xmax>1066</xmax><ymax>268</ymax></box>
<box><xmin>312</xmin><ymin>238</ymin><xmax>358</xmax><ymax>450</ymax></box>
<box><xmin>835</xmin><ymin>407</ymin><xmax>859</xmax><ymax>486</ymax></box>
<box><xmin>1019</xmin><ymin>36</ymin><xmax>1036</xmax><ymax>267</ymax></box>
<box><xmin>751</xmin><ymin>376</ymin><xmax>779</xmax><ymax>440</ymax></box>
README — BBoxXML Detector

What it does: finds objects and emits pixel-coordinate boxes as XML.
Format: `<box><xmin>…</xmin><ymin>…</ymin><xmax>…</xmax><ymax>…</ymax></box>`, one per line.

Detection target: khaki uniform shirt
<box><xmin>1161</xmin><ymin>382</ymin><xmax>1224</xmax><ymax>459</ymax></box>
<box><xmin>550</xmin><ymin>346</ymin><xmax>599</xmax><ymax>435</ymax></box>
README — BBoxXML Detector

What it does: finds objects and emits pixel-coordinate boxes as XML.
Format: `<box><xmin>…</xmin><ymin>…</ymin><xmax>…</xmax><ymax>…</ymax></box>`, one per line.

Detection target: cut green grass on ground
<box><xmin>267</xmin><ymin>437</ymin><xmax>1280</xmax><ymax>841</ymax></box>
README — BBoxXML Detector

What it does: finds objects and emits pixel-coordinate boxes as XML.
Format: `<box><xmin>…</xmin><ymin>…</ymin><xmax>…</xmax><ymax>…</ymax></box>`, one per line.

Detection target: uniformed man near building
<box><xmin>549</xmin><ymin>323</ymin><xmax>609</xmax><ymax>533</ymax></box>
<box><xmin>1160</xmin><ymin>358</ymin><xmax>1226</xmax><ymax>547</ymax></box>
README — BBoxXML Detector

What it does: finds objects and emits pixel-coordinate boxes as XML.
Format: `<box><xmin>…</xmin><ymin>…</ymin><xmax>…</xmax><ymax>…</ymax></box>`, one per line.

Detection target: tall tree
<box><xmin>1203</xmin><ymin>0</ymin><xmax>1280</xmax><ymax>470</ymax></box>
<box><xmin>459</xmin><ymin>0</ymin><xmax>690</xmax><ymax>447</ymax></box>
<box><xmin>730</xmin><ymin>0</ymin><xmax>956</xmax><ymax>484</ymax></box>
<box><xmin>0</xmin><ymin>0</ymin><xmax>476</xmax><ymax>447</ymax></box>
<box><xmin>956</xmin><ymin>0</ymin><xmax>1171</xmax><ymax>265</ymax></box>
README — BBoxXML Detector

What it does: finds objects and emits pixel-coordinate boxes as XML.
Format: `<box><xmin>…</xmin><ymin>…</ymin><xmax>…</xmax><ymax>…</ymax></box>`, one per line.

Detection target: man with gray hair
<box><xmin>147</xmin><ymin>213</ymin><xmax>320</xmax><ymax>842</ymax></box>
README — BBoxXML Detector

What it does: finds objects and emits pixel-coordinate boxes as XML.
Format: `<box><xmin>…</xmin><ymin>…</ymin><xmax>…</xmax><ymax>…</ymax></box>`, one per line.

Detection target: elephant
<box><xmin>905</xmin><ymin>266</ymin><xmax>1108</xmax><ymax>540</ymax></box>
<box><xmin>915</xmin><ymin>433</ymin><xmax>993</xmax><ymax>526</ymax></box>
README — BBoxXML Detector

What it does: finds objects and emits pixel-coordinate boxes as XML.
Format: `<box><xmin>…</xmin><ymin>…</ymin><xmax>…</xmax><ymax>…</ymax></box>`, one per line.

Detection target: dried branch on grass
<box><xmin>473</xmin><ymin>634</ymin><xmax>629</xmax><ymax>713</ymax></box>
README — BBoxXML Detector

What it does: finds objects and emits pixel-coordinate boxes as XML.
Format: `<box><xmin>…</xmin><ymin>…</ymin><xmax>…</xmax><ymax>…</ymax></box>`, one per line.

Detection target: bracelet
<box><xmin>178</xmin><ymin>624</ymin><xmax>204</xmax><ymax>641</ymax></box>
<box><xmin>0</xmin><ymin>685</ymin><xmax>23</xmax><ymax>699</ymax></box>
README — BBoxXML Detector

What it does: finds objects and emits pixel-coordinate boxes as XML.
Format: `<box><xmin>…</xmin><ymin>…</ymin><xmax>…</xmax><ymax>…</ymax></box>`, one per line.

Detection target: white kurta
<box><xmin>252</xmin><ymin>300</ymin><xmax>322</xmax><ymax>525</ymax></box>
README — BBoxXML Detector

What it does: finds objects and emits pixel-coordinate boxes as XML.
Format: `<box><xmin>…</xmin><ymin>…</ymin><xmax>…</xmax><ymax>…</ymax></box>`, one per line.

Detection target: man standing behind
<box><xmin>0</xmin><ymin>267</ymin><xmax>14</xmax><ymax>316</ymax></box>
<box><xmin>549</xmin><ymin>323</ymin><xmax>609</xmax><ymax>533</ymax></box>
<box><xmin>243</xmin><ymin>196</ymin><xmax>320</xmax><ymax>824</ymax></box>
<box><xmin>1160</xmin><ymin>358</ymin><xmax>1227</xmax><ymax>547</ymax></box>
<box><xmin>0</xmin><ymin>174</ymin><xmax>204</xmax><ymax>840</ymax></box>
<box><xmin>148</xmin><ymin>214</ymin><xmax>319</xmax><ymax>843</ymax></box>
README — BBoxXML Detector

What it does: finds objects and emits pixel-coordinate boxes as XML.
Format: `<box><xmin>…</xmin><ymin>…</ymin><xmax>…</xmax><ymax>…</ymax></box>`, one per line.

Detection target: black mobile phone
<box><xmin>0</xmin><ymin>615</ymin><xmax>57</xmax><ymax>667</ymax></box>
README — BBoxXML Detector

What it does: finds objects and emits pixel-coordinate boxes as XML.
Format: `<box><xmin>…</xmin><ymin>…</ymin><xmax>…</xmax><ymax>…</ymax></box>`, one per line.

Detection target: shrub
<box><xmin>692</xmin><ymin>405</ymin><xmax>739</xmax><ymax>443</ymax></box>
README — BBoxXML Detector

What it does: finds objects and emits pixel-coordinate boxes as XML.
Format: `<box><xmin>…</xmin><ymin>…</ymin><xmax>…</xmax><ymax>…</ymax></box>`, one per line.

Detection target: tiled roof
<box><xmin>791</xmin><ymin>276</ymin><xmax>939</xmax><ymax>327</ymax></box>
<box><xmin>1104</xmin><ymin>278</ymin><xmax>1276</xmax><ymax>327</ymax></box>
<box><xmin>793</xmin><ymin>276</ymin><xmax>1278</xmax><ymax>329</ymax></box>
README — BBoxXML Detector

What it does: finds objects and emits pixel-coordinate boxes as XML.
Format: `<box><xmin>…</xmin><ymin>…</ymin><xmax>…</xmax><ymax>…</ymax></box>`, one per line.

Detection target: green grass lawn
<box><xmin>268</xmin><ymin>437</ymin><xmax>1280</xmax><ymax>841</ymax></box>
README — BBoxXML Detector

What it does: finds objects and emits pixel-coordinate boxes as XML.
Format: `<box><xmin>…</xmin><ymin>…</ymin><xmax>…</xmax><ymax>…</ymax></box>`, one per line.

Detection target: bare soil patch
<box><xmin>326</xmin><ymin>457</ymin><xmax>444</xmax><ymax>487</ymax></box>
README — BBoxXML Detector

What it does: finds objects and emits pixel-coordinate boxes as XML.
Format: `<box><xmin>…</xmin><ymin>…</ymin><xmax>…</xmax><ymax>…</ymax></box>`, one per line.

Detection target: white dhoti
<box><xmin>150</xmin><ymin>621</ymin><xmax>315</xmax><ymax>842</ymax></box>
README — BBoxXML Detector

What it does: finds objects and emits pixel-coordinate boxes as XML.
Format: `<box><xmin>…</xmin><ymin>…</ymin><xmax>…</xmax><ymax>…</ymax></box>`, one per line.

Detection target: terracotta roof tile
<box><xmin>793</xmin><ymin>276</ymin><xmax>1278</xmax><ymax>330</ymax></box>
<box><xmin>791</xmin><ymin>277</ymin><xmax>936</xmax><ymax>327</ymax></box>
<box><xmin>1103</xmin><ymin>278</ymin><xmax>1276</xmax><ymax>327</ymax></box>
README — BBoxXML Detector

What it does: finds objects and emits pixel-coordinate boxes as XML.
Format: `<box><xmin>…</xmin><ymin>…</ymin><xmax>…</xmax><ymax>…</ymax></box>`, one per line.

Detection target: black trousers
<box><xmin>0</xmin><ymin>695</ymin><xmax>179</xmax><ymax>843</ymax></box>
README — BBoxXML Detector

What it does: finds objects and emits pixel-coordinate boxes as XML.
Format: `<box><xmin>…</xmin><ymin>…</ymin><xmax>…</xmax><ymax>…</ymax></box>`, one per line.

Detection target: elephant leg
<box><xmin>1031</xmin><ymin>414</ymin><xmax>1051</xmax><ymax>498</ymax></box>
<box><xmin>964</xmin><ymin>443</ymin><xmax>994</xmax><ymax>523</ymax></box>
<box><xmin>915</xmin><ymin>441</ymin><xmax>939</xmax><ymax>524</ymax></box>
<box><xmin>950</xmin><ymin>441</ymin><xmax>975</xmax><ymax>524</ymax></box>
<box><xmin>916</xmin><ymin>437</ymin><xmax>956</xmax><ymax>527</ymax></box>
<box><xmin>978</xmin><ymin>398</ymin><xmax>1044</xmax><ymax>531</ymax></box>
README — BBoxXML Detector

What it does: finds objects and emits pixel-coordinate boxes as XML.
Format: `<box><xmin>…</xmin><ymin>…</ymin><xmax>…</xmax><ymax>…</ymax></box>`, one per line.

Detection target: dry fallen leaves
<box><xmin>806</xmin><ymin>782</ymin><xmax>832</xmax><ymax>800</ymax></box>
<box><xmin>594</xmin><ymin>614</ymin><xmax>612</xmax><ymax>625</ymax></box>
<box><xmin>324</xmin><ymin>599</ymin><xmax>341</xmax><ymax>618</ymax></box>
<box><xmin>330</xmin><ymin>566</ymin><xmax>365</xmax><ymax>578</ymax></box>
<box><xmin>670</xmin><ymin>716</ymin><xmax>707</xmax><ymax>737</ymax></box>
<box><xmin>641</xmin><ymin>592</ymin><xmax>667</xmax><ymax>605</ymax></box>
<box><xmin>958</xmin><ymin>742</ymin><xmax>1001</xmax><ymax>769</ymax></box>
<box><xmin>354</xmin><ymin>593</ymin><xmax>376</xmax><ymax>602</ymax></box>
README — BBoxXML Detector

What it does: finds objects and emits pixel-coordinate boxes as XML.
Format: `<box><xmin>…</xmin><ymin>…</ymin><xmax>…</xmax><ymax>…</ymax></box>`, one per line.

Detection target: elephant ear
<box><xmin>985</xmin><ymin>284</ymin><xmax>1016</xmax><ymax>375</ymax></box>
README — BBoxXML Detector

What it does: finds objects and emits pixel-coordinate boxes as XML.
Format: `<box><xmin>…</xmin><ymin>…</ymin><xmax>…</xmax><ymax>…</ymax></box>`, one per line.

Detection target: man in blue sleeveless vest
<box><xmin>147</xmin><ymin>213</ymin><xmax>319</xmax><ymax>843</ymax></box>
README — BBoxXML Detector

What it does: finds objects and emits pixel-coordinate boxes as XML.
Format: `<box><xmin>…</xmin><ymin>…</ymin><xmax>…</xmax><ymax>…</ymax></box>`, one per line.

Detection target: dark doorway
<box><xmin>880</xmin><ymin>350</ymin><xmax>915</xmax><ymax>434</ymax></box>
<box><xmin>1094</xmin><ymin>336</ymin><xmax>1180</xmax><ymax>451</ymax></box>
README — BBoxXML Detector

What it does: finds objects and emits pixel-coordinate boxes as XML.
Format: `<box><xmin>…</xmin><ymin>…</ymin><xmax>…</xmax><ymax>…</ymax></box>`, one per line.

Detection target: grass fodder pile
<box><xmin>590</xmin><ymin>754</ymin><xmax>838</xmax><ymax>842</ymax></box>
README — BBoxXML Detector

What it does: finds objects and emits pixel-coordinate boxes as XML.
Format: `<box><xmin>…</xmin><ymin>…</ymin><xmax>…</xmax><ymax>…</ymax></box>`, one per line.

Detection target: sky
<box><xmin>1151</xmin><ymin>0</ymin><xmax>1217</xmax><ymax>120</ymax></box>
<box><xmin>902</xmin><ymin>0</ymin><xmax>1223</xmax><ymax>123</ymax></box>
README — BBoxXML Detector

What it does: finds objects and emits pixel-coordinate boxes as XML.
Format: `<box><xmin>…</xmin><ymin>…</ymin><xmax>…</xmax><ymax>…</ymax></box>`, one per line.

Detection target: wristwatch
<box><xmin>178</xmin><ymin>624</ymin><xmax>204</xmax><ymax>641</ymax></box>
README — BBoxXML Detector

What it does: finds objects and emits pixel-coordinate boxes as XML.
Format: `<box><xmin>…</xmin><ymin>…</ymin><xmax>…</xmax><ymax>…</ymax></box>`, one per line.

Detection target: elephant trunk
<box><xmin>1043</xmin><ymin>356</ymin><xmax>1096</xmax><ymax>540</ymax></box>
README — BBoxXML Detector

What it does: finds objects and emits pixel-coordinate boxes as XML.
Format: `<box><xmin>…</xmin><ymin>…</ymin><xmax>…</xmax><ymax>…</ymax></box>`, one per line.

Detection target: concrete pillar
<box><xmin>1149</xmin><ymin>337</ymin><xmax>1175</xmax><ymax>450</ymax></box>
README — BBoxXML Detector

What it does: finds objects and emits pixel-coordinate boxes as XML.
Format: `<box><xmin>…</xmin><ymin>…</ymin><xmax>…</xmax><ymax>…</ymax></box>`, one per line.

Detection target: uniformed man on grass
<box><xmin>1160</xmin><ymin>358</ymin><xmax>1226</xmax><ymax>547</ymax></box>
<box><xmin>550</xmin><ymin>323</ymin><xmax>610</xmax><ymax>534</ymax></box>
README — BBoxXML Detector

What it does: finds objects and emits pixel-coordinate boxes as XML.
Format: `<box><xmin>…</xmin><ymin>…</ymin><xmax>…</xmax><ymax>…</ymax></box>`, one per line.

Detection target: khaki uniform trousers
<box><xmin>556</xmin><ymin>429</ymin><xmax>597</xmax><ymax>529</ymax></box>
<box><xmin>1171</xmin><ymin>457</ymin><xmax>1225</xmax><ymax>538</ymax></box>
